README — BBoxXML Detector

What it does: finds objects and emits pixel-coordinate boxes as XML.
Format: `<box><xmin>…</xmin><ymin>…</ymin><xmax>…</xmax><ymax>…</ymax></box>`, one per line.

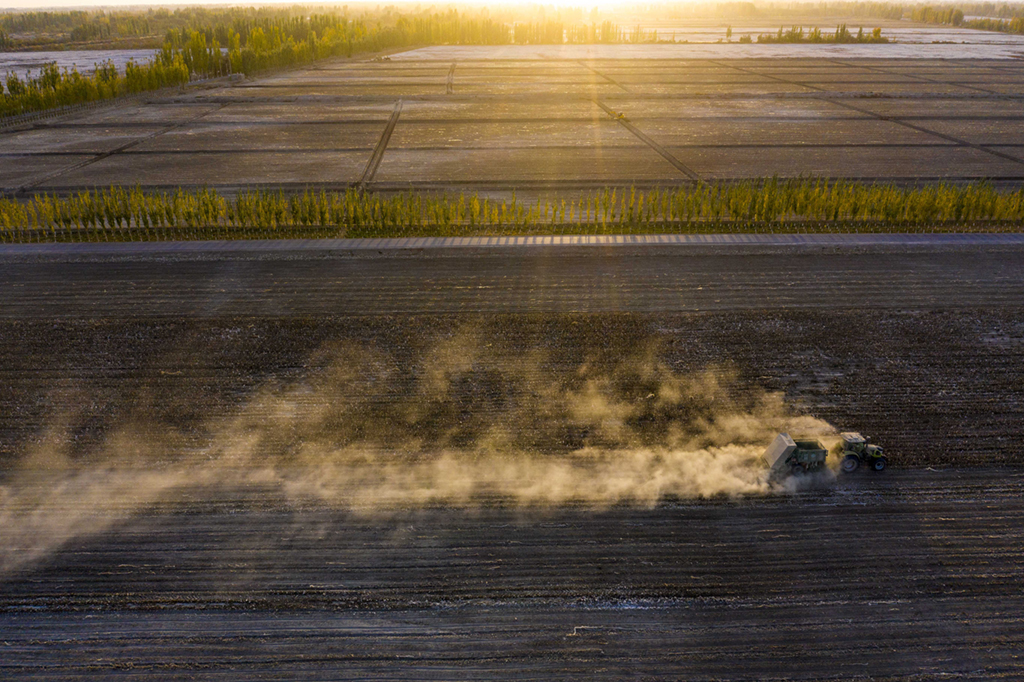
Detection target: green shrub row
<box><xmin>910</xmin><ymin>4</ymin><xmax>1024</xmax><ymax>35</ymax></box>
<box><xmin>962</xmin><ymin>15</ymin><xmax>1024</xmax><ymax>35</ymax></box>
<box><xmin>1</xmin><ymin>58</ymin><xmax>190</xmax><ymax>118</ymax></box>
<box><xmin>2</xmin><ymin>180</ymin><xmax>1023</xmax><ymax>242</ymax></box>
<box><xmin>755</xmin><ymin>25</ymin><xmax>887</xmax><ymax>43</ymax></box>
<box><xmin>1</xmin><ymin>11</ymin><xmax>370</xmax><ymax>118</ymax></box>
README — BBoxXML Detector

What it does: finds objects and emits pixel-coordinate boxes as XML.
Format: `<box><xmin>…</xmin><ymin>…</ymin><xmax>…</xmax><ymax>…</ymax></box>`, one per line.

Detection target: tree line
<box><xmin>910</xmin><ymin>3</ymin><xmax>1024</xmax><ymax>34</ymax></box>
<box><xmin>3</xmin><ymin>181</ymin><xmax>1022</xmax><ymax>242</ymax></box>
<box><xmin>6</xmin><ymin>3</ymin><xmax>1023</xmax><ymax>49</ymax></box>
<box><xmin>960</xmin><ymin>15</ymin><xmax>1024</xmax><ymax>34</ymax></box>
<box><xmin>1</xmin><ymin>6</ymin><xmax>348</xmax><ymax>48</ymax></box>
<box><xmin>6</xmin><ymin>2</ymin><xmax>1021</xmax><ymax>119</ymax></box>
<box><xmin>754</xmin><ymin>25</ymin><xmax>888</xmax><ymax>42</ymax></box>
<box><xmin>2</xmin><ymin>9</ymin><xmax>629</xmax><ymax>118</ymax></box>
<box><xmin>1</xmin><ymin>56</ymin><xmax>190</xmax><ymax>118</ymax></box>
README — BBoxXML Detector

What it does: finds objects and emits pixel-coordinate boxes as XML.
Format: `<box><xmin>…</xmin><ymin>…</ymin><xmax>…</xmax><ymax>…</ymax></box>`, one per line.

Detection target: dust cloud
<box><xmin>0</xmin><ymin>329</ymin><xmax>835</xmax><ymax>575</ymax></box>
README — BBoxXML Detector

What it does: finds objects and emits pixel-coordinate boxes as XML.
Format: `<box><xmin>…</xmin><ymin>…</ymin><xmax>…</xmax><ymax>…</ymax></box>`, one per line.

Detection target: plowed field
<box><xmin>1</xmin><ymin>240</ymin><xmax>1023</xmax><ymax>678</ymax></box>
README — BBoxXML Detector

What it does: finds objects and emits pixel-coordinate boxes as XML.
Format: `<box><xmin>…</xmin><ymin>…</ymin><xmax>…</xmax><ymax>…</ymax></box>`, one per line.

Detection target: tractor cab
<box><xmin>836</xmin><ymin>432</ymin><xmax>887</xmax><ymax>472</ymax></box>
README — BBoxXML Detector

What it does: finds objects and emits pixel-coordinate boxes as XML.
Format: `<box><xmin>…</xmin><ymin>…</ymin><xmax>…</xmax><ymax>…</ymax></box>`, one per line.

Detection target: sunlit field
<box><xmin>4</xmin><ymin>3</ymin><xmax>1024</xmax><ymax>679</ymax></box>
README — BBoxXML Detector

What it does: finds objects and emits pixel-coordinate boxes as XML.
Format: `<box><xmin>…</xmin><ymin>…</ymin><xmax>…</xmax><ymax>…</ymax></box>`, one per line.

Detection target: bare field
<box><xmin>1</xmin><ymin>296</ymin><xmax>1024</xmax><ymax>678</ymax></box>
<box><xmin>672</xmin><ymin>144</ymin><xmax>1022</xmax><ymax>179</ymax></box>
<box><xmin>53</xmin><ymin>149</ymin><xmax>374</xmax><ymax>187</ymax></box>
<box><xmin>386</xmin><ymin>120</ymin><xmax>639</xmax><ymax>149</ymax></box>
<box><xmin>616</xmin><ymin>118</ymin><xmax>939</xmax><ymax>146</ymax></box>
<box><xmin>4</xmin><ymin>51</ymin><xmax>1024</xmax><ymax>195</ymax></box>
<box><xmin>3</xmin><ymin>39</ymin><xmax>1024</xmax><ymax>679</ymax></box>
<box><xmin>1</xmin><ymin>240</ymin><xmax>1023</xmax><ymax>678</ymax></box>
<box><xmin>133</xmin><ymin>122</ymin><xmax>385</xmax><ymax>152</ymax></box>
<box><xmin>2</xmin><ymin>469</ymin><xmax>1023</xmax><ymax>679</ymax></box>
<box><xmin>375</xmin><ymin>147</ymin><xmax>681</xmax><ymax>184</ymax></box>
<box><xmin>2</xmin><ymin>244</ymin><xmax>1024</xmax><ymax>469</ymax></box>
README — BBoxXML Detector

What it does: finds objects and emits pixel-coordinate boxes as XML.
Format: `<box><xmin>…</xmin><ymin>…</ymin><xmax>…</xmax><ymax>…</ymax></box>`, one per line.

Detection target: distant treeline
<box><xmin>1</xmin><ymin>58</ymin><xmax>190</xmax><ymax>118</ymax></box>
<box><xmin>754</xmin><ymin>25</ymin><xmax>888</xmax><ymax>42</ymax></box>
<box><xmin>4</xmin><ymin>3</ymin><xmax>1024</xmax><ymax>48</ymax></box>
<box><xmin>0</xmin><ymin>4</ymin><xmax>902</xmax><ymax>44</ymax></box>
<box><xmin>960</xmin><ymin>15</ymin><xmax>1024</xmax><ymax>33</ymax></box>
<box><xmin>625</xmin><ymin>2</ymin><xmax>1024</xmax><ymax>35</ymax></box>
<box><xmin>8</xmin><ymin>2</ymin><xmax>1024</xmax><ymax>56</ymax></box>
<box><xmin>0</xmin><ymin>5</ymin><xmax>670</xmax><ymax>53</ymax></box>
<box><xmin>3</xmin><ymin>181</ymin><xmax>1023</xmax><ymax>242</ymax></box>
<box><xmin>4</xmin><ymin>2</ymin><xmax>1022</xmax><ymax>118</ymax></box>
<box><xmin>0</xmin><ymin>7</ymin><xmax>657</xmax><ymax>118</ymax></box>
<box><xmin>0</xmin><ymin>6</ymin><xmax>349</xmax><ymax>48</ymax></box>
<box><xmin>910</xmin><ymin>5</ymin><xmax>966</xmax><ymax>24</ymax></box>
<box><xmin>0</xmin><ymin>10</ymin><xmax>439</xmax><ymax>117</ymax></box>
<box><xmin>906</xmin><ymin>3</ymin><xmax>1024</xmax><ymax>33</ymax></box>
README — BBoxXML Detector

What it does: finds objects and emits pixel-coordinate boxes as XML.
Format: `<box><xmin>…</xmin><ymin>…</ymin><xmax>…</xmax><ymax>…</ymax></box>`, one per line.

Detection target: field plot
<box><xmin>1</xmin><ymin>265</ymin><xmax>1024</xmax><ymax>677</ymax></box>
<box><xmin>4</xmin><ymin>33</ymin><xmax>1024</xmax><ymax>678</ymax></box>
<box><xmin>2</xmin><ymin>242</ymin><xmax>1024</xmax><ymax>466</ymax></box>
<box><xmin>2</xmin><ymin>469</ymin><xmax>1023</xmax><ymax>679</ymax></box>
<box><xmin>4</xmin><ymin>48</ymin><xmax>1024</xmax><ymax>196</ymax></box>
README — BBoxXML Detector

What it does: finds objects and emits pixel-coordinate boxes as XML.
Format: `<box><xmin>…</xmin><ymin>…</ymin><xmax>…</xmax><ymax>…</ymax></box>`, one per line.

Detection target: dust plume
<box><xmin>0</xmin><ymin>328</ymin><xmax>835</xmax><ymax>575</ymax></box>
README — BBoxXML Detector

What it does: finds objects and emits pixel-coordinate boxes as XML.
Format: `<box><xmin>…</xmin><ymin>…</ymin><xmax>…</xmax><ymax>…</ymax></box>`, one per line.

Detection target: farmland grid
<box><xmin>3</xmin><ymin>56</ymin><xmax>1024</xmax><ymax>196</ymax></box>
<box><xmin>4</xmin><ymin>46</ymin><xmax>1024</xmax><ymax>680</ymax></box>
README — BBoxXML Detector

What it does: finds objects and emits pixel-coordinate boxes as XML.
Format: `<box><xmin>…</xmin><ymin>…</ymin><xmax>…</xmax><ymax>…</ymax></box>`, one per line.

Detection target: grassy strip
<box><xmin>2</xmin><ymin>180</ymin><xmax>1023</xmax><ymax>243</ymax></box>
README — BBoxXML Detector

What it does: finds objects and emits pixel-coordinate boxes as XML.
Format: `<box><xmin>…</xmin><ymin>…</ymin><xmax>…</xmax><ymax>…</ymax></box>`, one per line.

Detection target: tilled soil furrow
<box><xmin>3</xmin><ymin>476</ymin><xmax>1024</xmax><ymax>677</ymax></box>
<box><xmin>1</xmin><ymin>249</ymin><xmax>1022</xmax><ymax>677</ymax></box>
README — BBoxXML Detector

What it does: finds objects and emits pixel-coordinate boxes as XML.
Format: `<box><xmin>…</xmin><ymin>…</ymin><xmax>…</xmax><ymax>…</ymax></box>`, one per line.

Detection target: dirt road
<box><xmin>3</xmin><ymin>240</ymin><xmax>1024</xmax><ymax>316</ymax></box>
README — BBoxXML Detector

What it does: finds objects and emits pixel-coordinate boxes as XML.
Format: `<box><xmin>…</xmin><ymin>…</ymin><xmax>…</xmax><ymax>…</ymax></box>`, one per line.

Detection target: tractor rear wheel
<box><xmin>841</xmin><ymin>455</ymin><xmax>860</xmax><ymax>473</ymax></box>
<box><xmin>872</xmin><ymin>457</ymin><xmax>888</xmax><ymax>472</ymax></box>
<box><xmin>791</xmin><ymin>464</ymin><xmax>806</xmax><ymax>475</ymax></box>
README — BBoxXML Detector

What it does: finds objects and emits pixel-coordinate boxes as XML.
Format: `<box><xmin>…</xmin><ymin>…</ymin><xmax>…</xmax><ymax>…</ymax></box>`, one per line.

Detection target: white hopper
<box><xmin>761</xmin><ymin>432</ymin><xmax>797</xmax><ymax>473</ymax></box>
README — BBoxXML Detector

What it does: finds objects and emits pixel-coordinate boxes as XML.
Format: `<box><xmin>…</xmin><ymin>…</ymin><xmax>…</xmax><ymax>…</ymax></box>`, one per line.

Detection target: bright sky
<box><xmin>1</xmin><ymin>0</ymin><xmax>613</xmax><ymax>10</ymax></box>
<box><xmin>4</xmin><ymin>1</ymin><xmax>610</xmax><ymax>9</ymax></box>
<box><xmin>2</xmin><ymin>1</ymin><xmax>297</xmax><ymax>7</ymax></box>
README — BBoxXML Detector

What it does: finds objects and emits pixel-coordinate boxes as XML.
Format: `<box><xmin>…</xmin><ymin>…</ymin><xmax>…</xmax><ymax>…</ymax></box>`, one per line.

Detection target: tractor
<box><xmin>835</xmin><ymin>432</ymin><xmax>887</xmax><ymax>473</ymax></box>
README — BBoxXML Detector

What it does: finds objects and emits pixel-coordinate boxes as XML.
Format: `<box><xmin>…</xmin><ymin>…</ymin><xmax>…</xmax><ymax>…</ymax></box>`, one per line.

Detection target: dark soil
<box><xmin>1</xmin><ymin>311</ymin><xmax>1022</xmax><ymax>470</ymax></box>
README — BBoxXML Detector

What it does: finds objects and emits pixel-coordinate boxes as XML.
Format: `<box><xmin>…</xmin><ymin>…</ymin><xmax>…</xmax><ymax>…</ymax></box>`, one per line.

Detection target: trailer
<box><xmin>761</xmin><ymin>433</ymin><xmax>828</xmax><ymax>477</ymax></box>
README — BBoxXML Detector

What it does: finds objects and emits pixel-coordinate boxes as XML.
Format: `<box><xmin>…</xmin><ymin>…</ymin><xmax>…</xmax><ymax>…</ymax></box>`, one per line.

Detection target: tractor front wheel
<box><xmin>872</xmin><ymin>457</ymin><xmax>888</xmax><ymax>472</ymax></box>
<box><xmin>841</xmin><ymin>455</ymin><xmax>860</xmax><ymax>473</ymax></box>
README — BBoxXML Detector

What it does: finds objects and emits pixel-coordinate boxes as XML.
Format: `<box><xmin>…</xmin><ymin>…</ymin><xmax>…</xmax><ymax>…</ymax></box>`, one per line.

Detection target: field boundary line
<box><xmin>578</xmin><ymin>62</ymin><xmax>630</xmax><ymax>92</ymax></box>
<box><xmin>705</xmin><ymin>59</ymin><xmax>826</xmax><ymax>92</ymax></box>
<box><xmin>5</xmin><ymin>233</ymin><xmax>1024</xmax><ymax>258</ymax></box>
<box><xmin>827</xmin><ymin>58</ymin><xmax>1003</xmax><ymax>97</ymax></box>
<box><xmin>14</xmin><ymin>103</ymin><xmax>232</xmax><ymax>197</ymax></box>
<box><xmin>14</xmin><ymin>176</ymin><xmax>1024</xmax><ymax>199</ymax></box>
<box><xmin>360</xmin><ymin>100</ymin><xmax>403</xmax><ymax>187</ymax></box>
<box><xmin>706</xmin><ymin>58</ymin><xmax>1024</xmax><ymax>169</ymax></box>
<box><xmin>2</xmin><ymin>141</ymin><xmax>980</xmax><ymax>159</ymax></box>
<box><xmin>594</xmin><ymin>100</ymin><xmax>702</xmax><ymax>182</ymax></box>
<box><xmin>824</xmin><ymin>98</ymin><xmax>1024</xmax><ymax>168</ymax></box>
<box><xmin>446</xmin><ymin>63</ymin><xmax>456</xmax><ymax>94</ymax></box>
